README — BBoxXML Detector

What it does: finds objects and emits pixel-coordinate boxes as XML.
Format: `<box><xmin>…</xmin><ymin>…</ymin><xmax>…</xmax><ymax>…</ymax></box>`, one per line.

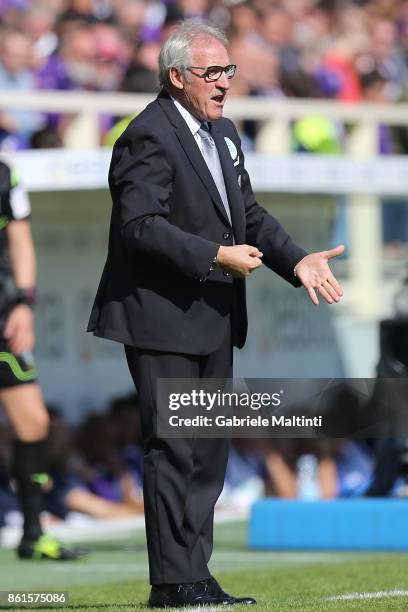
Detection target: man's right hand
<box><xmin>3</xmin><ymin>304</ymin><xmax>35</xmax><ymax>355</ymax></box>
<box><xmin>217</xmin><ymin>245</ymin><xmax>263</xmax><ymax>278</ymax></box>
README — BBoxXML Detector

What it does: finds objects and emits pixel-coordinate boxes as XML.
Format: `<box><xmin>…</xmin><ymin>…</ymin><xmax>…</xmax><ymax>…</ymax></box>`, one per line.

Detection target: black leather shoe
<box><xmin>204</xmin><ymin>576</ymin><xmax>257</xmax><ymax>605</ymax></box>
<box><xmin>148</xmin><ymin>582</ymin><xmax>219</xmax><ymax>607</ymax></box>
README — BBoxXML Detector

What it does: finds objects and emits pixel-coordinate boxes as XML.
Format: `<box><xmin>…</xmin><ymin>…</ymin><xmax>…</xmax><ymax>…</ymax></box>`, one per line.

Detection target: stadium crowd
<box><xmin>1</xmin><ymin>0</ymin><xmax>408</xmax><ymax>150</ymax></box>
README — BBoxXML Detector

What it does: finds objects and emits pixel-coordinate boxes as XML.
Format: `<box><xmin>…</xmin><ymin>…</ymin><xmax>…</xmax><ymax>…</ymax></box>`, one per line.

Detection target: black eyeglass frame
<box><xmin>183</xmin><ymin>64</ymin><xmax>237</xmax><ymax>82</ymax></box>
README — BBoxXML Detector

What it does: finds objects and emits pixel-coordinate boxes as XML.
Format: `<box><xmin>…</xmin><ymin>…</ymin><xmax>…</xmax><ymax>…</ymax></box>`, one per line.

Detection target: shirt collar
<box><xmin>171</xmin><ymin>97</ymin><xmax>202</xmax><ymax>137</ymax></box>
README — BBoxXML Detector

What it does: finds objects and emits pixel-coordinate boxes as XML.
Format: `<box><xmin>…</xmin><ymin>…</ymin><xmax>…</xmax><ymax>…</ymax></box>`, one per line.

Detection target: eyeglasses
<box><xmin>184</xmin><ymin>64</ymin><xmax>236</xmax><ymax>82</ymax></box>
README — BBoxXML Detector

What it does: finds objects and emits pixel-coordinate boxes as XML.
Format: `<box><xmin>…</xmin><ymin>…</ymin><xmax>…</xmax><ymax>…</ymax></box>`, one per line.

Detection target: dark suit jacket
<box><xmin>88</xmin><ymin>90</ymin><xmax>307</xmax><ymax>354</ymax></box>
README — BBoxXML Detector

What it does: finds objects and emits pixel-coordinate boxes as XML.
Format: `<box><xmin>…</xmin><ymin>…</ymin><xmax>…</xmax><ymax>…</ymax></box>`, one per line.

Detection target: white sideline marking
<box><xmin>328</xmin><ymin>589</ymin><xmax>408</xmax><ymax>601</ymax></box>
<box><xmin>183</xmin><ymin>608</ymin><xmax>220</xmax><ymax>612</ymax></box>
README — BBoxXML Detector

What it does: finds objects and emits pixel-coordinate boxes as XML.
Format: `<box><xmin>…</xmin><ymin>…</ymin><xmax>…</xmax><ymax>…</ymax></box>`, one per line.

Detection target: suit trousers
<box><xmin>124</xmin><ymin>323</ymin><xmax>232</xmax><ymax>585</ymax></box>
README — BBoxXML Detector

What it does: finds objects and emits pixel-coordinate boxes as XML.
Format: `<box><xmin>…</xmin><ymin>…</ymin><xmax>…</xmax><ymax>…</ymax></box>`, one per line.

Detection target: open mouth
<box><xmin>211</xmin><ymin>94</ymin><xmax>225</xmax><ymax>104</ymax></box>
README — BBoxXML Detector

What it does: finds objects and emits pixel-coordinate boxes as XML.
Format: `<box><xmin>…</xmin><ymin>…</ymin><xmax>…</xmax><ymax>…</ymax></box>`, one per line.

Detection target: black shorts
<box><xmin>0</xmin><ymin>336</ymin><xmax>38</xmax><ymax>390</ymax></box>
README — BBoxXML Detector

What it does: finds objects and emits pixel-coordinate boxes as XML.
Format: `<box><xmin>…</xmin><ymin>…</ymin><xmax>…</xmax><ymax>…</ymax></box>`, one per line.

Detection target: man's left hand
<box><xmin>294</xmin><ymin>244</ymin><xmax>344</xmax><ymax>305</ymax></box>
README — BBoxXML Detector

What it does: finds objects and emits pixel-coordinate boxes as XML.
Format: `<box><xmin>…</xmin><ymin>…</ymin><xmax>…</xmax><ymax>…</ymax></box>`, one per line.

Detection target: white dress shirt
<box><xmin>172</xmin><ymin>98</ymin><xmax>206</xmax><ymax>154</ymax></box>
<box><xmin>171</xmin><ymin>96</ymin><xmax>235</xmax><ymax>235</ymax></box>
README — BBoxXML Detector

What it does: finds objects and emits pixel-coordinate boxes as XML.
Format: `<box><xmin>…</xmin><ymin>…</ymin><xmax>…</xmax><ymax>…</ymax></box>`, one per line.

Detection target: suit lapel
<box><xmin>211</xmin><ymin>123</ymin><xmax>246</xmax><ymax>242</ymax></box>
<box><xmin>175</xmin><ymin>121</ymin><xmax>232</xmax><ymax>227</ymax></box>
<box><xmin>157</xmin><ymin>93</ymin><xmax>231</xmax><ymax>227</ymax></box>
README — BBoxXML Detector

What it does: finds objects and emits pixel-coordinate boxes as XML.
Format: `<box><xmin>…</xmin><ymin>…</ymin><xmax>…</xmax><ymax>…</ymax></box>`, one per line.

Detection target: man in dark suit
<box><xmin>88</xmin><ymin>21</ymin><xmax>344</xmax><ymax>607</ymax></box>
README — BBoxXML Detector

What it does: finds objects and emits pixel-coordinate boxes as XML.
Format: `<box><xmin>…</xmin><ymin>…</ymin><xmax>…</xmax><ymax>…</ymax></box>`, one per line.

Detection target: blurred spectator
<box><xmin>220</xmin><ymin>439</ymin><xmax>267</xmax><ymax>510</ymax></box>
<box><xmin>160</xmin><ymin>3</ymin><xmax>184</xmax><ymax>41</ymax></box>
<box><xmin>58</xmin><ymin>0</ymin><xmax>114</xmax><ymax>25</ymax></box>
<box><xmin>77</xmin><ymin>409</ymin><xmax>143</xmax><ymax>511</ymax></box>
<box><xmin>261</xmin><ymin>5</ymin><xmax>301</xmax><ymax>78</ymax></box>
<box><xmin>115</xmin><ymin>0</ymin><xmax>146</xmax><ymax>40</ymax></box>
<box><xmin>35</xmin><ymin>24</ymin><xmax>97</xmax><ymax>142</ymax></box>
<box><xmin>108</xmin><ymin>392</ymin><xmax>144</xmax><ymax>478</ymax></box>
<box><xmin>0</xmin><ymin>27</ymin><xmax>44</xmax><ymax>149</ymax></box>
<box><xmin>57</xmin><ymin>25</ymin><xmax>96</xmax><ymax>90</ymax></box>
<box><xmin>229</xmin><ymin>35</ymin><xmax>282</xmax><ymax>97</ymax></box>
<box><xmin>93</xmin><ymin>22</ymin><xmax>129</xmax><ymax>91</ymax></box>
<box><xmin>228</xmin><ymin>2</ymin><xmax>259</xmax><ymax>40</ymax></box>
<box><xmin>46</xmin><ymin>408</ymin><xmax>144</xmax><ymax>519</ymax></box>
<box><xmin>138</xmin><ymin>0</ymin><xmax>168</xmax><ymax>43</ymax></box>
<box><xmin>109</xmin><ymin>392</ymin><xmax>142</xmax><ymax>445</ymax></box>
<box><xmin>24</xmin><ymin>3</ymin><xmax>59</xmax><ymax>65</ymax></box>
<box><xmin>177</xmin><ymin>0</ymin><xmax>209</xmax><ymax>21</ymax></box>
<box><xmin>121</xmin><ymin>40</ymin><xmax>160</xmax><ymax>93</ymax></box>
<box><xmin>0</xmin><ymin>0</ymin><xmax>30</xmax><ymax>29</ymax></box>
<box><xmin>265</xmin><ymin>439</ymin><xmax>340</xmax><ymax>499</ymax></box>
<box><xmin>371</xmin><ymin>18</ymin><xmax>406</xmax><ymax>99</ymax></box>
<box><xmin>318</xmin><ymin>35</ymin><xmax>365</xmax><ymax>102</ymax></box>
<box><xmin>106</xmin><ymin>36</ymin><xmax>160</xmax><ymax>144</ymax></box>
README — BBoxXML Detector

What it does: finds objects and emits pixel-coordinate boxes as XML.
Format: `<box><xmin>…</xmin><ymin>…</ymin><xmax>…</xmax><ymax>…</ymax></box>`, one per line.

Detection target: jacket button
<box><xmin>223</xmin><ymin>270</ymin><xmax>231</xmax><ymax>277</ymax></box>
<box><xmin>223</xmin><ymin>231</ymin><xmax>230</xmax><ymax>240</ymax></box>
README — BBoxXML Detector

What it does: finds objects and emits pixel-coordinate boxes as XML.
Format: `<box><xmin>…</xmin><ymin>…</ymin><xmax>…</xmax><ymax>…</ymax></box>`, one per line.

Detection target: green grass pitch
<box><xmin>1</xmin><ymin>521</ymin><xmax>408</xmax><ymax>611</ymax></box>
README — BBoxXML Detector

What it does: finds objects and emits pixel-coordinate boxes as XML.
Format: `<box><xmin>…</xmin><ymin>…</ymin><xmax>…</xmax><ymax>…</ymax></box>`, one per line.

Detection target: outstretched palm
<box><xmin>294</xmin><ymin>244</ymin><xmax>345</xmax><ymax>305</ymax></box>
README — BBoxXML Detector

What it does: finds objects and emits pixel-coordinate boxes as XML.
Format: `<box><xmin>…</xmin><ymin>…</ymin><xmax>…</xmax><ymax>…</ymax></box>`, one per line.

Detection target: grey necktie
<box><xmin>198</xmin><ymin>122</ymin><xmax>232</xmax><ymax>225</ymax></box>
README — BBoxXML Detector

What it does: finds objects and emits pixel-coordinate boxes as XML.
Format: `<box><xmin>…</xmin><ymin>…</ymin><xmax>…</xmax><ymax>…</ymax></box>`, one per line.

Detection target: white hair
<box><xmin>158</xmin><ymin>20</ymin><xmax>228</xmax><ymax>90</ymax></box>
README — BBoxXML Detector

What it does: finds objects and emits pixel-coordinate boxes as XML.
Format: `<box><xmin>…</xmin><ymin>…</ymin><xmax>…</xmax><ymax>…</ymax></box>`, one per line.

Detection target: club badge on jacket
<box><xmin>224</xmin><ymin>137</ymin><xmax>241</xmax><ymax>186</ymax></box>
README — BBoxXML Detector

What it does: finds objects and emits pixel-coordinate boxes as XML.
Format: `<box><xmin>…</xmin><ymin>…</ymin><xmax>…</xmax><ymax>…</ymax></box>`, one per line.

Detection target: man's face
<box><xmin>174</xmin><ymin>37</ymin><xmax>232</xmax><ymax>121</ymax></box>
<box><xmin>1</xmin><ymin>34</ymin><xmax>31</xmax><ymax>75</ymax></box>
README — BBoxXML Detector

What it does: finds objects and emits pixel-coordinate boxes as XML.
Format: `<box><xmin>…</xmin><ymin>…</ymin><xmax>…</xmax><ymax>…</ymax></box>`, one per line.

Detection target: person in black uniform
<box><xmin>0</xmin><ymin>159</ymin><xmax>85</xmax><ymax>560</ymax></box>
<box><xmin>88</xmin><ymin>22</ymin><xmax>344</xmax><ymax>607</ymax></box>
